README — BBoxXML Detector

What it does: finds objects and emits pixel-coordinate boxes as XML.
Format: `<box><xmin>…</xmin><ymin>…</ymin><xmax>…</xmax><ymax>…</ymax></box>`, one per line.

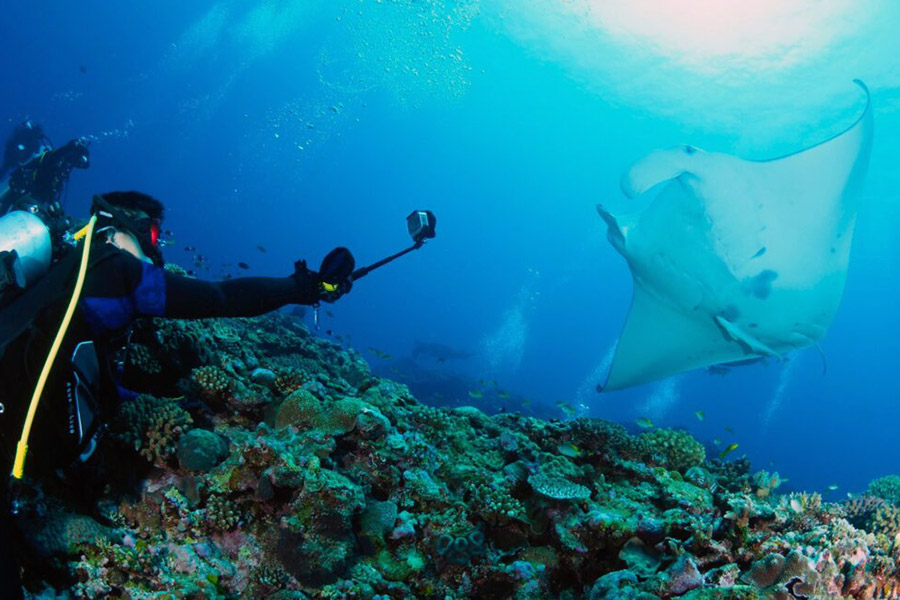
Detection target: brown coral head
<box><xmin>741</xmin><ymin>553</ymin><xmax>786</xmax><ymax>588</ymax></box>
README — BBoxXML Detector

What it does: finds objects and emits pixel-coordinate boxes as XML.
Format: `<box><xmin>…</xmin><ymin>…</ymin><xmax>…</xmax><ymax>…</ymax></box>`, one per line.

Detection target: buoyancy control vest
<box><xmin>0</xmin><ymin>228</ymin><xmax>119</xmax><ymax>477</ymax></box>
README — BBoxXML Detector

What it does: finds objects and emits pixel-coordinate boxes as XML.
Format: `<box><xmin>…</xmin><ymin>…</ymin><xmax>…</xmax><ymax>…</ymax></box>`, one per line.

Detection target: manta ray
<box><xmin>599</xmin><ymin>80</ymin><xmax>873</xmax><ymax>391</ymax></box>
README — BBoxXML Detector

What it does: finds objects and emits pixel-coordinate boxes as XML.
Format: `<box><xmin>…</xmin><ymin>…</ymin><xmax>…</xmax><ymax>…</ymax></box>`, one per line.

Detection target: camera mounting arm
<box><xmin>350</xmin><ymin>242</ymin><xmax>421</xmax><ymax>282</ymax></box>
<box><xmin>348</xmin><ymin>210</ymin><xmax>436</xmax><ymax>282</ymax></box>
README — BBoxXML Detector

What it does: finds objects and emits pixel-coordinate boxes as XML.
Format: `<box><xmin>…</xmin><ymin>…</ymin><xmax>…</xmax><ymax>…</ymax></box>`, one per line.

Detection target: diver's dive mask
<box><xmin>90</xmin><ymin>195</ymin><xmax>164</xmax><ymax>266</ymax></box>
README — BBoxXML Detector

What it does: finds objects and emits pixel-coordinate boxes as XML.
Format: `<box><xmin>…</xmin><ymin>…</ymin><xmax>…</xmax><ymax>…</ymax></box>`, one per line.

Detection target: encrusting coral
<box><xmin>15</xmin><ymin>310</ymin><xmax>900</xmax><ymax>599</ymax></box>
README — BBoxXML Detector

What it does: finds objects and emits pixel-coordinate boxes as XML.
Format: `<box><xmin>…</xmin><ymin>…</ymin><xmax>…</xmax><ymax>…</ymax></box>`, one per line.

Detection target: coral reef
<box><xmin>16</xmin><ymin>311</ymin><xmax>900</xmax><ymax>599</ymax></box>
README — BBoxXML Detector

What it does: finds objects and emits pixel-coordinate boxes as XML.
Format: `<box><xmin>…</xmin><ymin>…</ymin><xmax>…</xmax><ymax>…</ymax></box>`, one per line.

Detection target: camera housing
<box><xmin>407</xmin><ymin>210</ymin><xmax>436</xmax><ymax>244</ymax></box>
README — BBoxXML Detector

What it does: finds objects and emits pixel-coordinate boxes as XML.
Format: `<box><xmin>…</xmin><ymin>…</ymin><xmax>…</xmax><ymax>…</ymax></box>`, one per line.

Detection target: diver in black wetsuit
<box><xmin>0</xmin><ymin>121</ymin><xmax>91</xmax><ymax>246</ymax></box>
<box><xmin>0</xmin><ymin>120</ymin><xmax>53</xmax><ymax>178</ymax></box>
<box><xmin>4</xmin><ymin>138</ymin><xmax>90</xmax><ymax>206</ymax></box>
<box><xmin>0</xmin><ymin>190</ymin><xmax>352</xmax><ymax>598</ymax></box>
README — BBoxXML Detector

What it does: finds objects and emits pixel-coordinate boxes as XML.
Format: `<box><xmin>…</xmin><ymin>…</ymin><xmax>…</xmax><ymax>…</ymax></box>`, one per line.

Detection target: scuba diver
<box><xmin>0</xmin><ymin>120</ymin><xmax>91</xmax><ymax>247</ymax></box>
<box><xmin>0</xmin><ymin>120</ymin><xmax>52</xmax><ymax>178</ymax></box>
<box><xmin>0</xmin><ymin>190</ymin><xmax>354</xmax><ymax>597</ymax></box>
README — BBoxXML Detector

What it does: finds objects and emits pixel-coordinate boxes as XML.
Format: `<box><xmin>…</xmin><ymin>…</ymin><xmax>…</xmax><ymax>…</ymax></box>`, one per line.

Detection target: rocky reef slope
<box><xmin>18</xmin><ymin>312</ymin><xmax>900</xmax><ymax>599</ymax></box>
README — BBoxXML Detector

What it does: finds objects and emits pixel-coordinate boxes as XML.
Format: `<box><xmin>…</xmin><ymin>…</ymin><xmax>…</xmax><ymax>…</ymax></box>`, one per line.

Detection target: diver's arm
<box><xmin>84</xmin><ymin>248</ymin><xmax>327</xmax><ymax>323</ymax></box>
<box><xmin>163</xmin><ymin>271</ymin><xmax>321</xmax><ymax>319</ymax></box>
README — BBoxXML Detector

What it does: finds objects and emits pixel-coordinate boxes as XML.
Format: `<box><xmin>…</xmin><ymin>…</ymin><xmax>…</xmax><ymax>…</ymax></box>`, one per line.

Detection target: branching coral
<box><xmin>126</xmin><ymin>342</ymin><xmax>162</xmax><ymax>374</ymax></box>
<box><xmin>463</xmin><ymin>479</ymin><xmax>527</xmax><ymax>522</ymax></box>
<box><xmin>204</xmin><ymin>494</ymin><xmax>242</xmax><ymax>532</ymax></box>
<box><xmin>113</xmin><ymin>395</ymin><xmax>193</xmax><ymax>464</ymax></box>
<box><xmin>273</xmin><ymin>368</ymin><xmax>305</xmax><ymax>396</ymax></box>
<box><xmin>191</xmin><ymin>365</ymin><xmax>233</xmax><ymax>401</ymax></box>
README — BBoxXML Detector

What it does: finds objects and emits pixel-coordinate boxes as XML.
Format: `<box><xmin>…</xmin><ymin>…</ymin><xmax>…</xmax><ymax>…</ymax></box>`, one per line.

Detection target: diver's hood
<box><xmin>90</xmin><ymin>195</ymin><xmax>164</xmax><ymax>266</ymax></box>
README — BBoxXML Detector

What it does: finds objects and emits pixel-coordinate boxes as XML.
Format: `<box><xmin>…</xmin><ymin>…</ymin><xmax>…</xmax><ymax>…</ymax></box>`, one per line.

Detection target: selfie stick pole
<box><xmin>350</xmin><ymin>240</ymin><xmax>424</xmax><ymax>282</ymax></box>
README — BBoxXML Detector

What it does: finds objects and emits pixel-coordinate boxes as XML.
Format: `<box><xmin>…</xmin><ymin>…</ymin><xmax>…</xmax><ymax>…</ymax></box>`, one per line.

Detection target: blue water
<box><xmin>3</xmin><ymin>1</ymin><xmax>899</xmax><ymax>497</ymax></box>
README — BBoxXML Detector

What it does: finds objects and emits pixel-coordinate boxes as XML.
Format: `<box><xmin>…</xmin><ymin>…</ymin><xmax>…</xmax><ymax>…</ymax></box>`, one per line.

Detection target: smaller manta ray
<box><xmin>599</xmin><ymin>81</ymin><xmax>873</xmax><ymax>391</ymax></box>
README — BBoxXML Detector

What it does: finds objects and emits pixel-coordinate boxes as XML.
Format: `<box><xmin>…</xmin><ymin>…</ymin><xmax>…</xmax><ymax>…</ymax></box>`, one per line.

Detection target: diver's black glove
<box><xmin>317</xmin><ymin>246</ymin><xmax>354</xmax><ymax>303</ymax></box>
<box><xmin>292</xmin><ymin>259</ymin><xmax>351</xmax><ymax>304</ymax></box>
<box><xmin>319</xmin><ymin>276</ymin><xmax>352</xmax><ymax>303</ymax></box>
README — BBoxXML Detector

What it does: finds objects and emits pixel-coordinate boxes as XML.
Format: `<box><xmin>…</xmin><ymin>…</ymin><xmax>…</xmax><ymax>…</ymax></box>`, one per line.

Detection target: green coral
<box><xmin>274</xmin><ymin>388</ymin><xmax>322</xmax><ymax>429</ymax></box>
<box><xmin>528</xmin><ymin>471</ymin><xmax>591</xmax><ymax>501</ymax></box>
<box><xmin>19</xmin><ymin>508</ymin><xmax>116</xmax><ymax>557</ymax></box>
<box><xmin>321</xmin><ymin>396</ymin><xmax>367</xmax><ymax>435</ymax></box>
<box><xmin>274</xmin><ymin>390</ymin><xmax>381</xmax><ymax>436</ymax></box>
<box><xmin>113</xmin><ymin>395</ymin><xmax>193</xmax><ymax>464</ymax></box>
<box><xmin>870</xmin><ymin>503</ymin><xmax>900</xmax><ymax>539</ymax></box>
<box><xmin>176</xmin><ymin>428</ymin><xmax>230</xmax><ymax>472</ymax></box>
<box><xmin>277</xmin><ymin>467</ymin><xmax>365</xmax><ymax>586</ymax></box>
<box><xmin>253</xmin><ymin>563</ymin><xmax>290</xmax><ymax>589</ymax></box>
<box><xmin>358</xmin><ymin>500</ymin><xmax>399</xmax><ymax>553</ymax></box>
<box><xmin>640</xmin><ymin>428</ymin><xmax>706</xmax><ymax>472</ymax></box>
<box><xmin>464</xmin><ymin>478</ymin><xmax>527</xmax><ymax>521</ymax></box>
<box><xmin>845</xmin><ymin>495</ymin><xmax>900</xmax><ymax>542</ymax></box>
<box><xmin>204</xmin><ymin>494</ymin><xmax>242</xmax><ymax>531</ymax></box>
<box><xmin>126</xmin><ymin>342</ymin><xmax>161</xmax><ymax>374</ymax></box>
<box><xmin>273</xmin><ymin>368</ymin><xmax>305</xmax><ymax>395</ymax></box>
<box><xmin>868</xmin><ymin>475</ymin><xmax>900</xmax><ymax>506</ymax></box>
<box><xmin>751</xmin><ymin>470</ymin><xmax>782</xmax><ymax>498</ymax></box>
<box><xmin>433</xmin><ymin>529</ymin><xmax>486</xmax><ymax>566</ymax></box>
<box><xmin>192</xmin><ymin>365</ymin><xmax>232</xmax><ymax>400</ymax></box>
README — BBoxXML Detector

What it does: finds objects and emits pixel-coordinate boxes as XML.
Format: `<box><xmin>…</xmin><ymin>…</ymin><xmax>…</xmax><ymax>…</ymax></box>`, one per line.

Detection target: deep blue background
<box><xmin>1</xmin><ymin>1</ymin><xmax>897</xmax><ymax>498</ymax></box>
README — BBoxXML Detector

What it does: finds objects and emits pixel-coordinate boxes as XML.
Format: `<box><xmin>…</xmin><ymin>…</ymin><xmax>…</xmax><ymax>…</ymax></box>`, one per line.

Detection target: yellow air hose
<box><xmin>12</xmin><ymin>214</ymin><xmax>98</xmax><ymax>479</ymax></box>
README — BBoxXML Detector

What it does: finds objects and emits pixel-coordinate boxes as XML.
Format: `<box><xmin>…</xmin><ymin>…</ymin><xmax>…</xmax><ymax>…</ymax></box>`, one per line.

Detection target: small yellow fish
<box><xmin>827</xmin><ymin>484</ymin><xmax>839</xmax><ymax>491</ymax></box>
<box><xmin>468</xmin><ymin>390</ymin><xmax>484</xmax><ymax>399</ymax></box>
<box><xmin>724</xmin><ymin>426</ymin><xmax>734</xmax><ymax>433</ymax></box>
<box><xmin>498</xmin><ymin>391</ymin><xmax>510</xmax><ymax>399</ymax></box>
<box><xmin>719</xmin><ymin>442</ymin><xmax>739</xmax><ymax>460</ymax></box>
<box><xmin>636</xmin><ymin>417</ymin><xmax>654</xmax><ymax>429</ymax></box>
<box><xmin>557</xmin><ymin>443</ymin><xmax>582</xmax><ymax>458</ymax></box>
<box><xmin>695</xmin><ymin>410</ymin><xmax>705</xmax><ymax>422</ymax></box>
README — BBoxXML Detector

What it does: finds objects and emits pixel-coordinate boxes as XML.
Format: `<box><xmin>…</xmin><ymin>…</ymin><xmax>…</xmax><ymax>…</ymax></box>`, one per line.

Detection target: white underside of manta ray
<box><xmin>599</xmin><ymin>80</ymin><xmax>873</xmax><ymax>391</ymax></box>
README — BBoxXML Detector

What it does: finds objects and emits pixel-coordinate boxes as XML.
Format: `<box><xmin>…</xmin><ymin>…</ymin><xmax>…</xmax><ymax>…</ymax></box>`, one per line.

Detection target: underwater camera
<box><xmin>407</xmin><ymin>210</ymin><xmax>436</xmax><ymax>245</ymax></box>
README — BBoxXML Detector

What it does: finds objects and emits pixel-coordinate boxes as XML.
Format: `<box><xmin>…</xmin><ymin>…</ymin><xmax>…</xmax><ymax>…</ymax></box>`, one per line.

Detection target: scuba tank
<box><xmin>0</xmin><ymin>210</ymin><xmax>52</xmax><ymax>304</ymax></box>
